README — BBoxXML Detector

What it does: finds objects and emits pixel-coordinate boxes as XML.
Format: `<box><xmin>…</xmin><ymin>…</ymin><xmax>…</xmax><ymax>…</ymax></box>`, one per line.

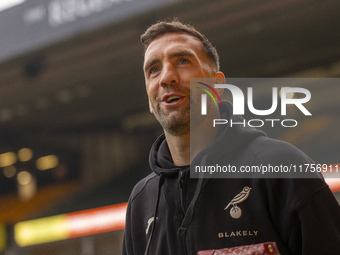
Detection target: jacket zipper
<box><xmin>179</xmin><ymin>171</ymin><xmax>186</xmax><ymax>214</ymax></box>
<box><xmin>179</xmin><ymin>170</ymin><xmax>189</xmax><ymax>254</ymax></box>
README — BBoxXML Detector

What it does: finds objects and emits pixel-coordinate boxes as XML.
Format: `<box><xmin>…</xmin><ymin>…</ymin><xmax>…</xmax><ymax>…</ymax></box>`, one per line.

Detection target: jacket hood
<box><xmin>149</xmin><ymin>101</ymin><xmax>266</xmax><ymax>176</ymax></box>
<box><xmin>149</xmin><ymin>134</ymin><xmax>185</xmax><ymax>177</ymax></box>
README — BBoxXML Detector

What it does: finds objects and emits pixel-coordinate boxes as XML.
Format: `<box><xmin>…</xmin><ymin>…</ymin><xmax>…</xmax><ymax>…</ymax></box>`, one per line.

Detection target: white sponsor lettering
<box><xmin>218</xmin><ymin>230</ymin><xmax>259</xmax><ymax>238</ymax></box>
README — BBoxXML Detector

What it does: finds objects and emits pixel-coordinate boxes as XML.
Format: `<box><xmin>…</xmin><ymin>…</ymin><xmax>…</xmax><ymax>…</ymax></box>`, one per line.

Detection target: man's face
<box><xmin>143</xmin><ymin>33</ymin><xmax>216</xmax><ymax>135</ymax></box>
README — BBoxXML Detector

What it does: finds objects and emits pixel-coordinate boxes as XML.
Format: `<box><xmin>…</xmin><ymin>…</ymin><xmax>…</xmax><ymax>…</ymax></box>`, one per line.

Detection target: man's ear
<box><xmin>212</xmin><ymin>71</ymin><xmax>225</xmax><ymax>96</ymax></box>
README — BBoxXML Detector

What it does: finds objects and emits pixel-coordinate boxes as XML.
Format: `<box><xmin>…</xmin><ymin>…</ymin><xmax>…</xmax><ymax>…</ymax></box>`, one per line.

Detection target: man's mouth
<box><xmin>165</xmin><ymin>95</ymin><xmax>181</xmax><ymax>103</ymax></box>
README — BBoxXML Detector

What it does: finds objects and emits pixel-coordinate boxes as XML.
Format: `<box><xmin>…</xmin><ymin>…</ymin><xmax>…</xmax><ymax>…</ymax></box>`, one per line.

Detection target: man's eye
<box><xmin>150</xmin><ymin>67</ymin><xmax>159</xmax><ymax>74</ymax></box>
<box><xmin>179</xmin><ymin>59</ymin><xmax>189</xmax><ymax>65</ymax></box>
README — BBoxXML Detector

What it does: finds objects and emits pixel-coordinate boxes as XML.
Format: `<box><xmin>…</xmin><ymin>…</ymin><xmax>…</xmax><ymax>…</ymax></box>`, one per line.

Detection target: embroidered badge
<box><xmin>224</xmin><ymin>186</ymin><xmax>252</xmax><ymax>219</ymax></box>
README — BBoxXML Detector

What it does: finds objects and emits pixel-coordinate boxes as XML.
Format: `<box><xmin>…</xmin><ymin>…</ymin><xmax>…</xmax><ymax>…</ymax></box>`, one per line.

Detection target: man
<box><xmin>122</xmin><ymin>20</ymin><xmax>340</xmax><ymax>255</ymax></box>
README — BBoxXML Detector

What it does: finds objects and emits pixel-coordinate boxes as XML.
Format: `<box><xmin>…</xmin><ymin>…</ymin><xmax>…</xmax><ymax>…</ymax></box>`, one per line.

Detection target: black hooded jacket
<box><xmin>122</xmin><ymin>101</ymin><xmax>340</xmax><ymax>255</ymax></box>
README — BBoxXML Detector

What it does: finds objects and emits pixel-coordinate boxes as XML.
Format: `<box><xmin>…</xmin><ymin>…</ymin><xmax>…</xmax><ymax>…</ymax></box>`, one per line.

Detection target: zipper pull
<box><xmin>179</xmin><ymin>171</ymin><xmax>184</xmax><ymax>188</ymax></box>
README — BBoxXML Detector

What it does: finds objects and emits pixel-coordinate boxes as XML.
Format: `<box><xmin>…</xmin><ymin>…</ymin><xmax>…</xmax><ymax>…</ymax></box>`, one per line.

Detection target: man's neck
<box><xmin>164</xmin><ymin>107</ymin><xmax>221</xmax><ymax>166</ymax></box>
<box><xmin>165</xmin><ymin>132</ymin><xmax>191</xmax><ymax>166</ymax></box>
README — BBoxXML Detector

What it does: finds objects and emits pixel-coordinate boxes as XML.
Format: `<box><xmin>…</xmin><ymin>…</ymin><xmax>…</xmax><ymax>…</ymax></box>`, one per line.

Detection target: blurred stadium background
<box><xmin>0</xmin><ymin>0</ymin><xmax>339</xmax><ymax>254</ymax></box>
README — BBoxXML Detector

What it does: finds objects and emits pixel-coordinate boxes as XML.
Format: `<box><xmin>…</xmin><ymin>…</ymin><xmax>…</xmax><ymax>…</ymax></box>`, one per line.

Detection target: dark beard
<box><xmin>153</xmin><ymin>104</ymin><xmax>190</xmax><ymax>136</ymax></box>
<box><xmin>151</xmin><ymin>91</ymin><xmax>202</xmax><ymax>136</ymax></box>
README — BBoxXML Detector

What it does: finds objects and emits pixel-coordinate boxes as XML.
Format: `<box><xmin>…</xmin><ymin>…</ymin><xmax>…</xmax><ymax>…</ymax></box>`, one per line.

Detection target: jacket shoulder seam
<box><xmin>295</xmin><ymin>183</ymin><xmax>329</xmax><ymax>213</ymax></box>
<box><xmin>287</xmin><ymin>184</ymin><xmax>329</xmax><ymax>243</ymax></box>
<box><xmin>130</xmin><ymin>172</ymin><xmax>158</xmax><ymax>203</ymax></box>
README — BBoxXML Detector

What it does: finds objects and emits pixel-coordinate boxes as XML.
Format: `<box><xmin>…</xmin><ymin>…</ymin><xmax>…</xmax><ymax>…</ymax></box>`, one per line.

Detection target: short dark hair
<box><xmin>141</xmin><ymin>19</ymin><xmax>220</xmax><ymax>71</ymax></box>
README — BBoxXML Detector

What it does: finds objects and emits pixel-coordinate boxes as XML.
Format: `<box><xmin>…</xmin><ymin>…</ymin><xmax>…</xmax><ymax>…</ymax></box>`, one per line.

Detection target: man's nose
<box><xmin>159</xmin><ymin>64</ymin><xmax>179</xmax><ymax>87</ymax></box>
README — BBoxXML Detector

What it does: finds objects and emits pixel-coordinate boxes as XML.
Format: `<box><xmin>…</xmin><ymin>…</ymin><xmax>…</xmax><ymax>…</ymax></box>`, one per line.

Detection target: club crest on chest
<box><xmin>224</xmin><ymin>186</ymin><xmax>252</xmax><ymax>219</ymax></box>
